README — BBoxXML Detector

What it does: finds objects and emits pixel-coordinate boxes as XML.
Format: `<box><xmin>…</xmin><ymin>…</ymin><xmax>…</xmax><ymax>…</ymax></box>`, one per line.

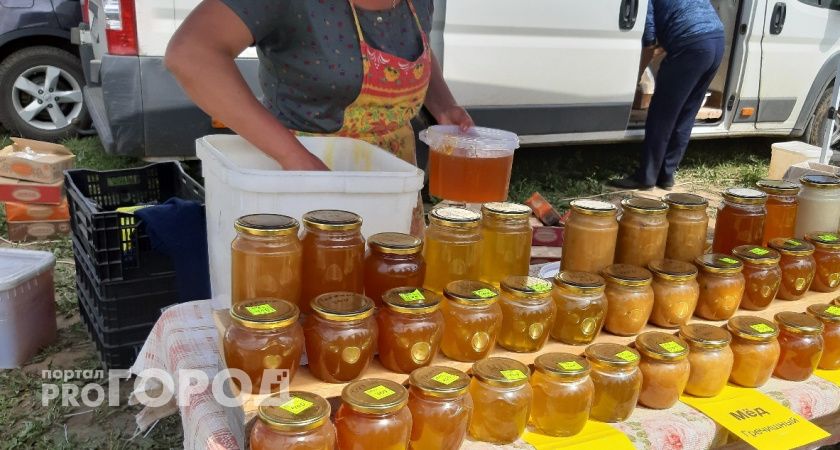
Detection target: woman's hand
<box><xmin>279</xmin><ymin>147</ymin><xmax>331</xmax><ymax>171</ymax></box>
<box><xmin>425</xmin><ymin>53</ymin><xmax>475</xmax><ymax>132</ymax></box>
<box><xmin>434</xmin><ymin>105</ymin><xmax>474</xmax><ymax>132</ymax></box>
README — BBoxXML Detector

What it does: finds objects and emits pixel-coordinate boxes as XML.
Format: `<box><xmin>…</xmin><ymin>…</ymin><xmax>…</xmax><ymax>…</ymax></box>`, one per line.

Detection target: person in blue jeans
<box><xmin>610</xmin><ymin>0</ymin><xmax>725</xmax><ymax>191</ymax></box>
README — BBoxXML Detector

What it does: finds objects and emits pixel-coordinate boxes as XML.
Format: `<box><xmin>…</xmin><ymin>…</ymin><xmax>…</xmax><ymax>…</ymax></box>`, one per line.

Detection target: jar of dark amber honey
<box><xmin>774</xmin><ymin>311</ymin><xmax>824</xmax><ymax>381</ymax></box>
<box><xmin>363</xmin><ymin>232</ymin><xmax>425</xmax><ymax>306</ymax></box>
<box><xmin>768</xmin><ymin>238</ymin><xmax>816</xmax><ymax>300</ymax></box>
<box><xmin>807</xmin><ymin>303</ymin><xmax>840</xmax><ymax>370</ymax></box>
<box><xmin>712</xmin><ymin>188</ymin><xmax>767</xmax><ymax>254</ymax></box>
<box><xmin>756</xmin><ymin>179</ymin><xmax>799</xmax><ymax>245</ymax></box>
<box><xmin>805</xmin><ymin>232</ymin><xmax>840</xmax><ymax>292</ymax></box>
<box><xmin>376</xmin><ymin>287</ymin><xmax>444</xmax><ymax>374</ymax></box>
<box><xmin>732</xmin><ymin>245</ymin><xmax>782</xmax><ymax>311</ymax></box>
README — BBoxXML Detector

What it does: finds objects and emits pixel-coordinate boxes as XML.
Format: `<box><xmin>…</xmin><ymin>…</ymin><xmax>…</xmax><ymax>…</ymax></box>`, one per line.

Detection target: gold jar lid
<box><xmin>756</xmin><ymin>179</ymin><xmax>800</xmax><ymax>195</ymax></box>
<box><xmin>801</xmin><ymin>174</ymin><xmax>840</xmax><ymax>189</ymax></box>
<box><xmin>409</xmin><ymin>366</ymin><xmax>470</xmax><ymax>398</ymax></box>
<box><xmin>234</xmin><ymin>214</ymin><xmax>299</xmax><ymax>236</ymax></box>
<box><xmin>382</xmin><ymin>287</ymin><xmax>441</xmax><ymax>314</ymax></box>
<box><xmin>471</xmin><ymin>357</ymin><xmax>530</xmax><ymax>387</ymax></box>
<box><xmin>569</xmin><ymin>199</ymin><xmax>617</xmax><ymax>216</ymax></box>
<box><xmin>733</xmin><ymin>245</ymin><xmax>781</xmax><ymax>265</ymax></box>
<box><xmin>722</xmin><ymin>187</ymin><xmax>768</xmax><ymax>205</ymax></box>
<box><xmin>553</xmin><ymin>271</ymin><xmax>606</xmax><ymax>294</ymax></box>
<box><xmin>807</xmin><ymin>303</ymin><xmax>840</xmax><ymax>323</ymax></box>
<box><xmin>775</xmin><ymin>311</ymin><xmax>824</xmax><ymax>335</ymax></box>
<box><xmin>368</xmin><ymin>232</ymin><xmax>422</xmax><ymax>255</ymax></box>
<box><xmin>444</xmin><ymin>280</ymin><xmax>499</xmax><ymax>306</ymax></box>
<box><xmin>311</xmin><ymin>292</ymin><xmax>374</xmax><ymax>322</ymax></box>
<box><xmin>727</xmin><ymin>316</ymin><xmax>780</xmax><ymax>341</ymax></box>
<box><xmin>768</xmin><ymin>238</ymin><xmax>815</xmax><ymax>256</ymax></box>
<box><xmin>429</xmin><ymin>207</ymin><xmax>481</xmax><ymax>228</ymax></box>
<box><xmin>648</xmin><ymin>259</ymin><xmax>698</xmax><ymax>282</ymax></box>
<box><xmin>585</xmin><ymin>343</ymin><xmax>640</xmax><ymax>368</ymax></box>
<box><xmin>230</xmin><ymin>299</ymin><xmax>299</xmax><ymax>330</ymax></box>
<box><xmin>679</xmin><ymin>323</ymin><xmax>732</xmax><ymax>349</ymax></box>
<box><xmin>534</xmin><ymin>353</ymin><xmax>590</xmax><ymax>379</ymax></box>
<box><xmin>635</xmin><ymin>331</ymin><xmax>689</xmax><ymax>361</ymax></box>
<box><xmin>481</xmin><ymin>202</ymin><xmax>531</xmax><ymax>220</ymax></box>
<box><xmin>601</xmin><ymin>264</ymin><xmax>653</xmax><ymax>287</ymax></box>
<box><xmin>663</xmin><ymin>193</ymin><xmax>708</xmax><ymax>210</ymax></box>
<box><xmin>341</xmin><ymin>378</ymin><xmax>408</xmax><ymax>414</ymax></box>
<box><xmin>500</xmin><ymin>276</ymin><xmax>553</xmax><ymax>300</ymax></box>
<box><xmin>621</xmin><ymin>197</ymin><xmax>668</xmax><ymax>215</ymax></box>
<box><xmin>695</xmin><ymin>253</ymin><xmax>744</xmax><ymax>274</ymax></box>
<box><xmin>258</xmin><ymin>391</ymin><xmax>331</xmax><ymax>432</ymax></box>
<box><xmin>805</xmin><ymin>232</ymin><xmax>840</xmax><ymax>250</ymax></box>
<box><xmin>302</xmin><ymin>210</ymin><xmax>362</xmax><ymax>231</ymax></box>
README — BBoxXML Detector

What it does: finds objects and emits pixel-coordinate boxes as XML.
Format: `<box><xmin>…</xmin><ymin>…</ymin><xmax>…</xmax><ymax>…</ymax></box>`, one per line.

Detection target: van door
<box><xmin>757</xmin><ymin>0</ymin><xmax>840</xmax><ymax>130</ymax></box>
<box><xmin>439</xmin><ymin>0</ymin><xmax>649</xmax><ymax>138</ymax></box>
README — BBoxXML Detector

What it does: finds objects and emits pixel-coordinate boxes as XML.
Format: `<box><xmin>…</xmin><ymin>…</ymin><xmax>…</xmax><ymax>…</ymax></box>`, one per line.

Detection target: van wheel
<box><xmin>805</xmin><ymin>85</ymin><xmax>840</xmax><ymax>151</ymax></box>
<box><xmin>0</xmin><ymin>46</ymin><xmax>91</xmax><ymax>141</ymax></box>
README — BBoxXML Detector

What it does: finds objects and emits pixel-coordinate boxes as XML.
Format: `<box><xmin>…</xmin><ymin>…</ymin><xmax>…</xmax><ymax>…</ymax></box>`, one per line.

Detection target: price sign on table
<box><xmin>815</xmin><ymin>369</ymin><xmax>840</xmax><ymax>386</ymax></box>
<box><xmin>523</xmin><ymin>421</ymin><xmax>635</xmax><ymax>450</ymax></box>
<box><xmin>681</xmin><ymin>385</ymin><xmax>829</xmax><ymax>450</ymax></box>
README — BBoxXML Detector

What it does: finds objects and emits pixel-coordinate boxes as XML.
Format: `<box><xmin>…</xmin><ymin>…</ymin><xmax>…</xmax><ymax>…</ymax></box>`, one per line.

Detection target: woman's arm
<box><xmin>165</xmin><ymin>0</ymin><xmax>328</xmax><ymax>170</ymax></box>
<box><xmin>424</xmin><ymin>53</ymin><xmax>474</xmax><ymax>131</ymax></box>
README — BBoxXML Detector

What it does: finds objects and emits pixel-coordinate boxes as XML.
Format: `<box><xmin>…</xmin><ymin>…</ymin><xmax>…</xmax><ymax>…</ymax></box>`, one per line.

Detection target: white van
<box><xmin>75</xmin><ymin>0</ymin><xmax>840</xmax><ymax>158</ymax></box>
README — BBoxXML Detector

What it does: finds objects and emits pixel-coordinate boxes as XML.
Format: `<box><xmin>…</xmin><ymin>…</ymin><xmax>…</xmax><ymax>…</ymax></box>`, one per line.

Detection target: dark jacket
<box><xmin>643</xmin><ymin>0</ymin><xmax>724</xmax><ymax>52</ymax></box>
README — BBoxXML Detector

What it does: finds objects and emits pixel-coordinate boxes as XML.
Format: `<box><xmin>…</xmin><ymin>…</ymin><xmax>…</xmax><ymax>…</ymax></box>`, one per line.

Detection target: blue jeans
<box><xmin>635</xmin><ymin>35</ymin><xmax>725</xmax><ymax>186</ymax></box>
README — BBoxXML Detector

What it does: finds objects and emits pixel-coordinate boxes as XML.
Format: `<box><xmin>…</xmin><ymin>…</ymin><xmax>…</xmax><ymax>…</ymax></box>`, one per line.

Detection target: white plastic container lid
<box><xmin>419</xmin><ymin>125</ymin><xmax>520</xmax><ymax>154</ymax></box>
<box><xmin>0</xmin><ymin>248</ymin><xmax>55</xmax><ymax>291</ymax></box>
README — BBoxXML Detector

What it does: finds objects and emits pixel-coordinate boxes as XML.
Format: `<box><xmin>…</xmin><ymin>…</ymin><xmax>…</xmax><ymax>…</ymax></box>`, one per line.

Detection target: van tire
<box><xmin>804</xmin><ymin>84</ymin><xmax>837</xmax><ymax>151</ymax></box>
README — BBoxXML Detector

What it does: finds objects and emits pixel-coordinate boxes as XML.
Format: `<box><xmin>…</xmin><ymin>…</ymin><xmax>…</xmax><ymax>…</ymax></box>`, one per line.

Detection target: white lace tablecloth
<box><xmin>130</xmin><ymin>300</ymin><xmax>840</xmax><ymax>450</ymax></box>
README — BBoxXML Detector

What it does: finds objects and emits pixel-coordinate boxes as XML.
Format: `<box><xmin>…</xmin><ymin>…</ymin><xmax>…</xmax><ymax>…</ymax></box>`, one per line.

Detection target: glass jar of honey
<box><xmin>561</xmin><ymin>200</ymin><xmax>618</xmax><ymax>273</ymax></box>
<box><xmin>303</xmin><ymin>292</ymin><xmax>376</xmax><ymax>383</ymax></box>
<box><xmin>301</xmin><ymin>210</ymin><xmax>365</xmax><ymax>314</ymax></box>
<box><xmin>757</xmin><ymin>180</ymin><xmax>800</xmax><ymax>245</ymax></box>
<box><xmin>223</xmin><ymin>299</ymin><xmax>304</xmax><ymax>394</ymax></box>
<box><xmin>773</xmin><ymin>311</ymin><xmax>824</xmax><ymax>381</ymax></box>
<box><xmin>805</xmin><ymin>232</ymin><xmax>840</xmax><ymax>292</ymax></box>
<box><xmin>480</xmin><ymin>202</ymin><xmax>533</xmax><ymax>286</ymax></box>
<box><xmin>529</xmin><ymin>353</ymin><xmax>594</xmax><ymax>437</ymax></box>
<box><xmin>468</xmin><ymin>357</ymin><xmax>533</xmax><ymax>444</ymax></box>
<box><xmin>679</xmin><ymin>324</ymin><xmax>733</xmax><ymax>398</ymax></box>
<box><xmin>795</xmin><ymin>175</ymin><xmax>840</xmax><ymax>238</ymax></box>
<box><xmin>663</xmin><ymin>193</ymin><xmax>710</xmax><ymax>263</ymax></box>
<box><xmin>727</xmin><ymin>316</ymin><xmax>781</xmax><ymax>388</ymax></box>
<box><xmin>648</xmin><ymin>259</ymin><xmax>700</xmax><ymax>328</ymax></box>
<box><xmin>250</xmin><ymin>391</ymin><xmax>336</xmax><ymax>450</ymax></box>
<box><xmin>440</xmin><ymin>280</ymin><xmax>502</xmax><ymax>361</ymax></box>
<box><xmin>585</xmin><ymin>343</ymin><xmax>642</xmax><ymax>423</ymax></box>
<box><xmin>615</xmin><ymin>198</ymin><xmax>669</xmax><ymax>268</ymax></box>
<box><xmin>806</xmin><ymin>304</ymin><xmax>840</xmax><ymax>370</ymax></box>
<box><xmin>732</xmin><ymin>245</ymin><xmax>782</xmax><ymax>311</ymax></box>
<box><xmin>601</xmin><ymin>264</ymin><xmax>654</xmax><ymax>336</ymax></box>
<box><xmin>712</xmin><ymin>188</ymin><xmax>768</xmax><ymax>254</ymax></box>
<box><xmin>231</xmin><ymin>214</ymin><xmax>302</xmax><ymax>308</ymax></box>
<box><xmin>376</xmin><ymin>287</ymin><xmax>444</xmax><ymax>374</ymax></box>
<box><xmin>550</xmin><ymin>271</ymin><xmax>607</xmax><ymax>345</ymax></box>
<box><xmin>635</xmin><ymin>332</ymin><xmax>690</xmax><ymax>409</ymax></box>
<box><xmin>694</xmin><ymin>254</ymin><xmax>746</xmax><ymax>321</ymax></box>
<box><xmin>407</xmin><ymin>366</ymin><xmax>473</xmax><ymax>450</ymax></box>
<box><xmin>768</xmin><ymin>238</ymin><xmax>816</xmax><ymax>300</ymax></box>
<box><xmin>423</xmin><ymin>207</ymin><xmax>482</xmax><ymax>294</ymax></box>
<box><xmin>335</xmin><ymin>379</ymin><xmax>412</xmax><ymax>450</ymax></box>
<box><xmin>363</xmin><ymin>232</ymin><xmax>425</xmax><ymax>307</ymax></box>
<box><xmin>497</xmin><ymin>276</ymin><xmax>556</xmax><ymax>352</ymax></box>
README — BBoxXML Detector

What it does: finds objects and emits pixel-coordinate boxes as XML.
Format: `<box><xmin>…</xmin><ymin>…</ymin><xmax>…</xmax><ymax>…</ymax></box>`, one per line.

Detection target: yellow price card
<box><xmin>522</xmin><ymin>421</ymin><xmax>635</xmax><ymax>450</ymax></box>
<box><xmin>681</xmin><ymin>385</ymin><xmax>829</xmax><ymax>450</ymax></box>
<box><xmin>815</xmin><ymin>369</ymin><xmax>840</xmax><ymax>386</ymax></box>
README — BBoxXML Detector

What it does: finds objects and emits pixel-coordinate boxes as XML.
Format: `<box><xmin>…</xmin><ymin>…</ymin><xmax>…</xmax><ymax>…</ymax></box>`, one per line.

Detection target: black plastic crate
<box><xmin>76</xmin><ymin>278</ymin><xmax>154</xmax><ymax>345</ymax></box>
<box><xmin>65</xmin><ymin>162</ymin><xmax>204</xmax><ymax>282</ymax></box>
<box><xmin>78</xmin><ymin>296</ymin><xmax>146</xmax><ymax>370</ymax></box>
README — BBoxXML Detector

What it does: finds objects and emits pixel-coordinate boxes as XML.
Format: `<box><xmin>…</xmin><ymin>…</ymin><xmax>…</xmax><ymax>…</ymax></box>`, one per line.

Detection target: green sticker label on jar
<box><xmin>431</xmin><ymin>372</ymin><xmax>460</xmax><ymax>385</ymax></box>
<box><xmin>750</xmin><ymin>248</ymin><xmax>770</xmax><ymax>256</ymax></box>
<box><xmin>786</xmin><ymin>239</ymin><xmax>802</xmax><ymax>246</ymax></box>
<box><xmin>825</xmin><ymin>306</ymin><xmax>840</xmax><ymax>316</ymax></box>
<box><xmin>279</xmin><ymin>397</ymin><xmax>314</xmax><ymax>415</ymax></box>
<box><xmin>819</xmin><ymin>233</ymin><xmax>840</xmax><ymax>242</ymax></box>
<box><xmin>659</xmin><ymin>341</ymin><xmax>685</xmax><ymax>353</ymax></box>
<box><xmin>719</xmin><ymin>257</ymin><xmax>739</xmax><ymax>265</ymax></box>
<box><xmin>364</xmin><ymin>385</ymin><xmax>396</xmax><ymax>400</ymax></box>
<box><xmin>473</xmin><ymin>288</ymin><xmax>496</xmax><ymax>299</ymax></box>
<box><xmin>399</xmin><ymin>289</ymin><xmax>425</xmax><ymax>302</ymax></box>
<box><xmin>527</xmin><ymin>280</ymin><xmax>552</xmax><ymax>293</ymax></box>
<box><xmin>615</xmin><ymin>350</ymin><xmax>639</xmax><ymax>362</ymax></box>
<box><xmin>245</xmin><ymin>304</ymin><xmax>277</xmax><ymax>316</ymax></box>
<box><xmin>557</xmin><ymin>361</ymin><xmax>584</xmax><ymax>371</ymax></box>
<box><xmin>500</xmin><ymin>369</ymin><xmax>527</xmax><ymax>381</ymax></box>
<box><xmin>751</xmin><ymin>323</ymin><xmax>775</xmax><ymax>333</ymax></box>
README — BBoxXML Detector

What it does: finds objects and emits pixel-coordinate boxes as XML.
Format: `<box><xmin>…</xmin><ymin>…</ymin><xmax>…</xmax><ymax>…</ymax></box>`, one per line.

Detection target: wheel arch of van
<box><xmin>0</xmin><ymin>28</ymin><xmax>76</xmax><ymax>62</ymax></box>
<box><xmin>793</xmin><ymin>51</ymin><xmax>840</xmax><ymax>137</ymax></box>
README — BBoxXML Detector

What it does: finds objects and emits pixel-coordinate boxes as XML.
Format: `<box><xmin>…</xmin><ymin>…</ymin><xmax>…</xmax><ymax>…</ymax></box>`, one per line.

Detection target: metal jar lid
<box><xmin>775</xmin><ymin>311</ymin><xmax>824</xmax><ymax>335</ymax></box>
<box><xmin>679</xmin><ymin>323</ymin><xmax>732</xmax><ymax>349</ymax></box>
<box><xmin>444</xmin><ymin>280</ymin><xmax>499</xmax><ymax>306</ymax></box>
<box><xmin>429</xmin><ymin>207</ymin><xmax>481</xmax><ymax>228</ymax></box>
<box><xmin>471</xmin><ymin>357</ymin><xmax>530</xmax><ymax>387</ymax></box>
<box><xmin>234</xmin><ymin>214</ymin><xmax>299</xmax><ymax>236</ymax></box>
<box><xmin>481</xmin><ymin>202</ymin><xmax>531</xmax><ymax>220</ymax></box>
<box><xmin>621</xmin><ymin>197</ymin><xmax>668</xmax><ymax>215</ymax></box>
<box><xmin>230</xmin><ymin>299</ymin><xmax>299</xmax><ymax>330</ymax></box>
<box><xmin>648</xmin><ymin>259</ymin><xmax>699</xmax><ymax>282</ymax></box>
<box><xmin>310</xmin><ymin>292</ymin><xmax>374</xmax><ymax>322</ymax></box>
<box><xmin>768</xmin><ymin>238</ymin><xmax>816</xmax><ymax>257</ymax></box>
<box><xmin>733</xmin><ymin>245</ymin><xmax>782</xmax><ymax>265</ymax></box>
<box><xmin>727</xmin><ymin>316</ymin><xmax>780</xmax><ymax>341</ymax></box>
<box><xmin>382</xmin><ymin>287</ymin><xmax>441</xmax><ymax>315</ymax></box>
<box><xmin>553</xmin><ymin>271</ymin><xmax>606</xmax><ymax>294</ymax></box>
<box><xmin>601</xmin><ymin>264</ymin><xmax>653</xmax><ymax>287</ymax></box>
<box><xmin>663</xmin><ymin>192</ymin><xmax>708</xmax><ymax>210</ymax></box>
<box><xmin>805</xmin><ymin>232</ymin><xmax>840</xmax><ymax>250</ymax></box>
<box><xmin>635</xmin><ymin>331</ymin><xmax>689</xmax><ymax>361</ymax></box>
<box><xmin>257</xmin><ymin>391</ymin><xmax>331</xmax><ymax>432</ymax></box>
<box><xmin>302</xmin><ymin>210</ymin><xmax>362</xmax><ymax>231</ymax></box>
<box><xmin>695</xmin><ymin>253</ymin><xmax>744</xmax><ymax>274</ymax></box>
<box><xmin>756</xmin><ymin>179</ymin><xmax>800</xmax><ymax>196</ymax></box>
<box><xmin>500</xmin><ymin>276</ymin><xmax>553</xmax><ymax>300</ymax></box>
<box><xmin>585</xmin><ymin>343</ymin><xmax>641</xmax><ymax>368</ymax></box>
<box><xmin>722</xmin><ymin>187</ymin><xmax>768</xmax><ymax>205</ymax></box>
<box><xmin>341</xmin><ymin>378</ymin><xmax>408</xmax><ymax>414</ymax></box>
<box><xmin>409</xmin><ymin>366</ymin><xmax>470</xmax><ymax>398</ymax></box>
<box><xmin>368</xmin><ymin>232</ymin><xmax>423</xmax><ymax>255</ymax></box>
<box><xmin>569</xmin><ymin>199</ymin><xmax>617</xmax><ymax>216</ymax></box>
<box><xmin>534</xmin><ymin>353</ymin><xmax>590</xmax><ymax>379</ymax></box>
<box><xmin>807</xmin><ymin>303</ymin><xmax>840</xmax><ymax>324</ymax></box>
<box><xmin>800</xmin><ymin>174</ymin><xmax>840</xmax><ymax>189</ymax></box>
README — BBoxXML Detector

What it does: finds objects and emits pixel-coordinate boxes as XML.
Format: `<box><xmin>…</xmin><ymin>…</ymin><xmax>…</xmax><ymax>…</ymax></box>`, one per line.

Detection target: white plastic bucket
<box><xmin>197</xmin><ymin>134</ymin><xmax>424</xmax><ymax>309</ymax></box>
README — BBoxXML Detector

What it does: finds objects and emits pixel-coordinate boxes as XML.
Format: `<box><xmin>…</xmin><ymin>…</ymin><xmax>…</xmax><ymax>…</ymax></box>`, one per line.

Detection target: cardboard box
<box><xmin>4</xmin><ymin>199</ymin><xmax>69</xmax><ymax>222</ymax></box>
<box><xmin>530</xmin><ymin>216</ymin><xmax>565</xmax><ymax>247</ymax></box>
<box><xmin>0</xmin><ymin>138</ymin><xmax>75</xmax><ymax>184</ymax></box>
<box><xmin>783</xmin><ymin>161</ymin><xmax>840</xmax><ymax>184</ymax></box>
<box><xmin>768</xmin><ymin>141</ymin><xmax>829</xmax><ymax>180</ymax></box>
<box><xmin>0</xmin><ymin>176</ymin><xmax>63</xmax><ymax>204</ymax></box>
<box><xmin>530</xmin><ymin>246</ymin><xmax>562</xmax><ymax>265</ymax></box>
<box><xmin>7</xmin><ymin>220</ymin><xmax>70</xmax><ymax>242</ymax></box>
